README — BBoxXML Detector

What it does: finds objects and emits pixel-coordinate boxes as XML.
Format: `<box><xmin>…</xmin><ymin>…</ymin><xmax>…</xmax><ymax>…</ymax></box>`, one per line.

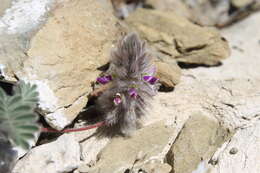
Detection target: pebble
<box><xmin>229</xmin><ymin>147</ymin><xmax>238</xmax><ymax>155</ymax></box>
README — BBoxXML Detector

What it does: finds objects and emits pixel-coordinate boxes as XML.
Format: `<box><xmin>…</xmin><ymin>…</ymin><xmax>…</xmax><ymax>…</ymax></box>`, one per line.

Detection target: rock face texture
<box><xmin>72</xmin><ymin>12</ymin><xmax>260</xmax><ymax>173</ymax></box>
<box><xmin>85</xmin><ymin>121</ymin><xmax>175</xmax><ymax>173</ymax></box>
<box><xmin>20</xmin><ymin>0</ymin><xmax>123</xmax><ymax>129</ymax></box>
<box><xmin>181</xmin><ymin>0</ymin><xmax>231</xmax><ymax>26</ymax></box>
<box><xmin>0</xmin><ymin>0</ymin><xmax>124</xmax><ymax>130</ymax></box>
<box><xmin>155</xmin><ymin>61</ymin><xmax>181</xmax><ymax>89</ymax></box>
<box><xmin>0</xmin><ymin>0</ymin><xmax>54</xmax><ymax>35</ymax></box>
<box><xmin>231</xmin><ymin>0</ymin><xmax>255</xmax><ymax>8</ymax></box>
<box><xmin>13</xmin><ymin>134</ymin><xmax>81</xmax><ymax>173</ymax></box>
<box><xmin>0</xmin><ymin>34</ymin><xmax>28</xmax><ymax>81</ymax></box>
<box><xmin>0</xmin><ymin>1</ymin><xmax>231</xmax><ymax>131</ymax></box>
<box><xmin>166</xmin><ymin>113</ymin><xmax>232</xmax><ymax>173</ymax></box>
<box><xmin>145</xmin><ymin>0</ymin><xmax>260</xmax><ymax>27</ymax></box>
<box><xmin>145</xmin><ymin>0</ymin><xmax>192</xmax><ymax>19</ymax></box>
<box><xmin>0</xmin><ymin>0</ymin><xmax>12</xmax><ymax>17</ymax></box>
<box><xmin>1</xmin><ymin>1</ymin><xmax>260</xmax><ymax>173</ymax></box>
<box><xmin>126</xmin><ymin>9</ymin><xmax>230</xmax><ymax>66</ymax></box>
<box><xmin>210</xmin><ymin>121</ymin><xmax>260</xmax><ymax>173</ymax></box>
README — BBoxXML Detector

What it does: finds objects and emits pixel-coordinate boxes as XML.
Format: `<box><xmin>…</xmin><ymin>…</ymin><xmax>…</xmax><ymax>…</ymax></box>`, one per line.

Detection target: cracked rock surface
<box><xmin>146</xmin><ymin>0</ymin><xmax>260</xmax><ymax>27</ymax></box>
<box><xmin>19</xmin><ymin>0</ymin><xmax>124</xmax><ymax>129</ymax></box>
<box><xmin>13</xmin><ymin>134</ymin><xmax>81</xmax><ymax>173</ymax></box>
<box><xmin>72</xmin><ymin>12</ymin><xmax>260</xmax><ymax>173</ymax></box>
<box><xmin>125</xmin><ymin>9</ymin><xmax>230</xmax><ymax>66</ymax></box>
<box><xmin>166</xmin><ymin>112</ymin><xmax>233</xmax><ymax>173</ymax></box>
<box><xmin>0</xmin><ymin>0</ymin><xmax>124</xmax><ymax>130</ymax></box>
<box><xmin>0</xmin><ymin>0</ymin><xmax>12</xmax><ymax>17</ymax></box>
<box><xmin>1</xmin><ymin>1</ymin><xmax>260</xmax><ymax>173</ymax></box>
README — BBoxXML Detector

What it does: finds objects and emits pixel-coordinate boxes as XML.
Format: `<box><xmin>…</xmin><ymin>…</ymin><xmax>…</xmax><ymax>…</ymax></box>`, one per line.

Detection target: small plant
<box><xmin>0</xmin><ymin>81</ymin><xmax>40</xmax><ymax>149</ymax></box>
<box><xmin>94</xmin><ymin>33</ymin><xmax>159</xmax><ymax>135</ymax></box>
<box><xmin>0</xmin><ymin>81</ymin><xmax>40</xmax><ymax>173</ymax></box>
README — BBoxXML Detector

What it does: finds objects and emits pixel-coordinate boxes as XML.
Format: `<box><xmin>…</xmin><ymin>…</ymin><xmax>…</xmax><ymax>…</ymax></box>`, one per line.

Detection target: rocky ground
<box><xmin>145</xmin><ymin>0</ymin><xmax>260</xmax><ymax>27</ymax></box>
<box><xmin>0</xmin><ymin>0</ymin><xmax>259</xmax><ymax>173</ymax></box>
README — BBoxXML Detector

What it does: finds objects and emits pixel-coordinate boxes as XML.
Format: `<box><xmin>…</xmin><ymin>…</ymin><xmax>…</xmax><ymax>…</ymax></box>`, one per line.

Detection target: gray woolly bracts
<box><xmin>96</xmin><ymin>33</ymin><xmax>159</xmax><ymax>135</ymax></box>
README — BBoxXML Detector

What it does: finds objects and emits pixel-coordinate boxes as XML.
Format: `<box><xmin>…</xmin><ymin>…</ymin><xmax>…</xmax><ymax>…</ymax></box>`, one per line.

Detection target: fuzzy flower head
<box><xmin>96</xmin><ymin>33</ymin><xmax>159</xmax><ymax>135</ymax></box>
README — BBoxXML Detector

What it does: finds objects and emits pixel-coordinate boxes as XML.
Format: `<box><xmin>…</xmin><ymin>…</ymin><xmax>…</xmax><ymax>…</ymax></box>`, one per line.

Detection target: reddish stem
<box><xmin>41</xmin><ymin>121</ymin><xmax>105</xmax><ymax>133</ymax></box>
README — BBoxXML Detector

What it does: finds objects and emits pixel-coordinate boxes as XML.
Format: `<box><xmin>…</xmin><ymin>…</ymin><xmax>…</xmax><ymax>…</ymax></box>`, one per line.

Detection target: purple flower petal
<box><xmin>97</xmin><ymin>75</ymin><xmax>112</xmax><ymax>84</ymax></box>
<box><xmin>129</xmin><ymin>88</ymin><xmax>138</xmax><ymax>99</ymax></box>
<box><xmin>113</xmin><ymin>97</ymin><xmax>122</xmax><ymax>105</ymax></box>
<box><xmin>143</xmin><ymin>76</ymin><xmax>159</xmax><ymax>85</ymax></box>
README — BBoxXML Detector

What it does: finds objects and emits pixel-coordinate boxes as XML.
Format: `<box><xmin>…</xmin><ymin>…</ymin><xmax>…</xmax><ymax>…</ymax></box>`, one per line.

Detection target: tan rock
<box><xmin>0</xmin><ymin>0</ymin><xmax>12</xmax><ymax>17</ymax></box>
<box><xmin>231</xmin><ymin>0</ymin><xmax>254</xmax><ymax>8</ymax></box>
<box><xmin>0</xmin><ymin>34</ymin><xmax>27</xmax><ymax>81</ymax></box>
<box><xmin>74</xmin><ymin>14</ymin><xmax>260</xmax><ymax>170</ymax></box>
<box><xmin>0</xmin><ymin>0</ymin><xmax>54</xmax><ymax>35</ymax></box>
<box><xmin>155</xmin><ymin>61</ymin><xmax>181</xmax><ymax>89</ymax></box>
<box><xmin>13</xmin><ymin>134</ymin><xmax>81</xmax><ymax>173</ymax></box>
<box><xmin>209</xmin><ymin>122</ymin><xmax>260</xmax><ymax>173</ymax></box>
<box><xmin>166</xmin><ymin>112</ymin><xmax>233</xmax><ymax>173</ymax></box>
<box><xmin>182</xmin><ymin>0</ymin><xmax>231</xmax><ymax>26</ymax></box>
<box><xmin>253</xmin><ymin>0</ymin><xmax>260</xmax><ymax>10</ymax></box>
<box><xmin>88</xmin><ymin>121</ymin><xmax>176</xmax><ymax>173</ymax></box>
<box><xmin>145</xmin><ymin>0</ymin><xmax>192</xmax><ymax>19</ymax></box>
<box><xmin>125</xmin><ymin>9</ymin><xmax>230</xmax><ymax>66</ymax></box>
<box><xmin>183</xmin><ymin>0</ymin><xmax>259</xmax><ymax>27</ymax></box>
<box><xmin>138</xmin><ymin>162</ymin><xmax>172</xmax><ymax>173</ymax></box>
<box><xmin>143</xmin><ymin>0</ymin><xmax>259</xmax><ymax>27</ymax></box>
<box><xmin>13</xmin><ymin>0</ymin><xmax>123</xmax><ymax>129</ymax></box>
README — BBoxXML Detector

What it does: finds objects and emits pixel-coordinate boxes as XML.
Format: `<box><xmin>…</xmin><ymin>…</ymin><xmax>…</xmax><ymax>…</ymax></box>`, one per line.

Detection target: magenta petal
<box><xmin>97</xmin><ymin>75</ymin><xmax>112</xmax><ymax>84</ymax></box>
<box><xmin>143</xmin><ymin>76</ymin><xmax>158</xmax><ymax>85</ymax></box>
<box><xmin>113</xmin><ymin>97</ymin><xmax>122</xmax><ymax>105</ymax></box>
<box><xmin>129</xmin><ymin>88</ymin><xmax>138</xmax><ymax>98</ymax></box>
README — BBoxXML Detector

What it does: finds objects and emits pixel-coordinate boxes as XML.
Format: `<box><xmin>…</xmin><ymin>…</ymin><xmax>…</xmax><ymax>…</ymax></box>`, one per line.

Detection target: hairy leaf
<box><xmin>0</xmin><ymin>81</ymin><xmax>39</xmax><ymax>150</ymax></box>
<box><xmin>13</xmin><ymin>81</ymin><xmax>39</xmax><ymax>106</ymax></box>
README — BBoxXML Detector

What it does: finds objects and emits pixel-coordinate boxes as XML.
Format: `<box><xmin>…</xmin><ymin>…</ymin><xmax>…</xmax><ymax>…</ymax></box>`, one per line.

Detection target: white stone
<box><xmin>209</xmin><ymin>122</ymin><xmax>260</xmax><ymax>173</ymax></box>
<box><xmin>0</xmin><ymin>0</ymin><xmax>55</xmax><ymax>34</ymax></box>
<box><xmin>13</xmin><ymin>134</ymin><xmax>81</xmax><ymax>173</ymax></box>
<box><xmin>45</xmin><ymin>109</ymin><xmax>70</xmax><ymax>130</ymax></box>
<box><xmin>0</xmin><ymin>64</ymin><xmax>6</xmax><ymax>78</ymax></box>
<box><xmin>25</xmin><ymin>80</ymin><xmax>59</xmax><ymax>112</ymax></box>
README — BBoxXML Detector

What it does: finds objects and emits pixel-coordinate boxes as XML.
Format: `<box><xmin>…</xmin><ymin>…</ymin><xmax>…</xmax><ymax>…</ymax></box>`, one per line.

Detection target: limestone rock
<box><xmin>145</xmin><ymin>0</ymin><xmax>228</xmax><ymax>26</ymax></box>
<box><xmin>136</xmin><ymin>162</ymin><xmax>172</xmax><ymax>173</ymax></box>
<box><xmin>0</xmin><ymin>0</ymin><xmax>54</xmax><ymax>35</ymax></box>
<box><xmin>77</xmin><ymin>131</ymin><xmax>110</xmax><ymax>164</ymax></box>
<box><xmin>166</xmin><ymin>112</ymin><xmax>233</xmax><ymax>173</ymax></box>
<box><xmin>209</xmin><ymin>122</ymin><xmax>260</xmax><ymax>173</ymax></box>
<box><xmin>231</xmin><ymin>0</ymin><xmax>254</xmax><ymax>8</ymax></box>
<box><xmin>125</xmin><ymin>9</ymin><xmax>230</xmax><ymax>66</ymax></box>
<box><xmin>69</xmin><ymin>12</ymin><xmax>260</xmax><ymax>173</ymax></box>
<box><xmin>144</xmin><ymin>0</ymin><xmax>260</xmax><ymax>27</ymax></box>
<box><xmin>202</xmin><ymin>12</ymin><xmax>260</xmax><ymax>173</ymax></box>
<box><xmin>74</xmin><ymin>13</ymin><xmax>260</xmax><ymax>171</ymax></box>
<box><xmin>0</xmin><ymin>0</ymin><xmax>12</xmax><ymax>17</ymax></box>
<box><xmin>155</xmin><ymin>61</ymin><xmax>181</xmax><ymax>89</ymax></box>
<box><xmin>13</xmin><ymin>134</ymin><xmax>81</xmax><ymax>173</ymax></box>
<box><xmin>86</xmin><ymin>121</ymin><xmax>176</xmax><ymax>173</ymax></box>
<box><xmin>77</xmin><ymin>159</ymin><xmax>173</xmax><ymax>173</ymax></box>
<box><xmin>10</xmin><ymin>0</ymin><xmax>122</xmax><ymax>129</ymax></box>
<box><xmin>0</xmin><ymin>34</ymin><xmax>28</xmax><ymax>81</ymax></box>
<box><xmin>173</xmin><ymin>0</ymin><xmax>259</xmax><ymax>27</ymax></box>
<box><xmin>253</xmin><ymin>0</ymin><xmax>260</xmax><ymax>10</ymax></box>
<box><xmin>145</xmin><ymin>0</ymin><xmax>192</xmax><ymax>19</ymax></box>
<box><xmin>182</xmin><ymin>0</ymin><xmax>231</xmax><ymax>26</ymax></box>
<box><xmin>0</xmin><ymin>0</ymin><xmax>55</xmax><ymax>80</ymax></box>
